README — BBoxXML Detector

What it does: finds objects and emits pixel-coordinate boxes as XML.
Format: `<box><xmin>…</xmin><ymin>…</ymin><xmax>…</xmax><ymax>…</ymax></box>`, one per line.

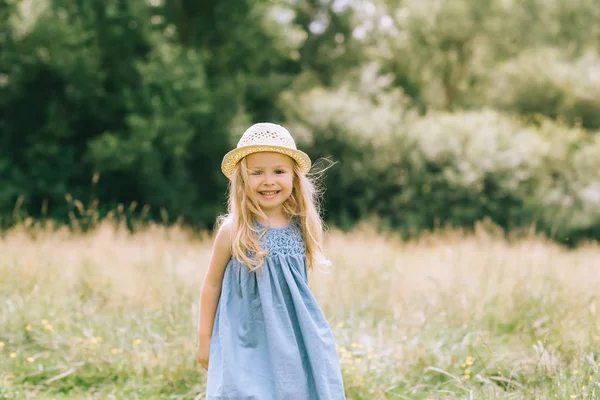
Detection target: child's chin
<box><xmin>258</xmin><ymin>197</ymin><xmax>280</xmax><ymax>206</ymax></box>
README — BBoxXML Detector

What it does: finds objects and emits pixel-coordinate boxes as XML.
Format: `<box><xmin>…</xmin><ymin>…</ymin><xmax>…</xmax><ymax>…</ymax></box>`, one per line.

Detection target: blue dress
<box><xmin>206</xmin><ymin>220</ymin><xmax>346</xmax><ymax>400</ymax></box>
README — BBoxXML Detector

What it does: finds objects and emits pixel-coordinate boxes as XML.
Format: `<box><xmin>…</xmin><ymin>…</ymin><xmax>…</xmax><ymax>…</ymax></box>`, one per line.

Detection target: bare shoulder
<box><xmin>203</xmin><ymin>217</ymin><xmax>234</xmax><ymax>281</ymax></box>
<box><xmin>213</xmin><ymin>217</ymin><xmax>234</xmax><ymax>253</ymax></box>
<box><xmin>217</xmin><ymin>216</ymin><xmax>234</xmax><ymax>236</ymax></box>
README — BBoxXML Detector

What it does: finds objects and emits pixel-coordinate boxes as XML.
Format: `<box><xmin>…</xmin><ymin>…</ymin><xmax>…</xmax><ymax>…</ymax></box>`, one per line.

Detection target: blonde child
<box><xmin>196</xmin><ymin>123</ymin><xmax>346</xmax><ymax>399</ymax></box>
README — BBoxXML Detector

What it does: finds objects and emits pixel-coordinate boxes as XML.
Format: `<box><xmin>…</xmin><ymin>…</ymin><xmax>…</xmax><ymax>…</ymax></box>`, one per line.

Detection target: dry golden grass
<box><xmin>1</xmin><ymin>221</ymin><xmax>600</xmax><ymax>399</ymax></box>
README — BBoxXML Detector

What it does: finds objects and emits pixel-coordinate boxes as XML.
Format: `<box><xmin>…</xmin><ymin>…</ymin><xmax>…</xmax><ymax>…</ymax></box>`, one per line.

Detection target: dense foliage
<box><xmin>2</xmin><ymin>0</ymin><xmax>599</xmax><ymax>241</ymax></box>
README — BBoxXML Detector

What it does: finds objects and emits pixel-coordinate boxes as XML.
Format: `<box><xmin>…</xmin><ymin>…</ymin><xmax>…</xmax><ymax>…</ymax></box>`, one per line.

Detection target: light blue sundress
<box><xmin>206</xmin><ymin>219</ymin><xmax>346</xmax><ymax>400</ymax></box>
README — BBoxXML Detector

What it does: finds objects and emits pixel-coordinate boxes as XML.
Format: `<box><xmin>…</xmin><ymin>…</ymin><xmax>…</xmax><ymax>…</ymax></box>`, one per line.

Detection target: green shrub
<box><xmin>403</xmin><ymin>110</ymin><xmax>545</xmax><ymax>230</ymax></box>
<box><xmin>285</xmin><ymin>76</ymin><xmax>600</xmax><ymax>241</ymax></box>
<box><xmin>487</xmin><ymin>48</ymin><xmax>600</xmax><ymax>130</ymax></box>
<box><xmin>281</xmin><ymin>67</ymin><xmax>420</xmax><ymax>230</ymax></box>
<box><xmin>530</xmin><ymin>120</ymin><xmax>600</xmax><ymax>239</ymax></box>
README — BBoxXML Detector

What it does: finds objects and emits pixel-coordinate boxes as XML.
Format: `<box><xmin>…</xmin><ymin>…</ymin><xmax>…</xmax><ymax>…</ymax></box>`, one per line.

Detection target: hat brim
<box><xmin>221</xmin><ymin>145</ymin><xmax>312</xmax><ymax>179</ymax></box>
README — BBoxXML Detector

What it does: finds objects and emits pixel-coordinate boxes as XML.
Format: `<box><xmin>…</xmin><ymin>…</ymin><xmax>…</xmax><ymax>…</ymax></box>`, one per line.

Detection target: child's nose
<box><xmin>264</xmin><ymin>173</ymin><xmax>275</xmax><ymax>184</ymax></box>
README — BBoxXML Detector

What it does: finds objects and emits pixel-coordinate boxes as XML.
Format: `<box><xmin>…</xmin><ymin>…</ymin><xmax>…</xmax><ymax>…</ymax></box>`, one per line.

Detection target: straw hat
<box><xmin>221</xmin><ymin>123</ymin><xmax>312</xmax><ymax>179</ymax></box>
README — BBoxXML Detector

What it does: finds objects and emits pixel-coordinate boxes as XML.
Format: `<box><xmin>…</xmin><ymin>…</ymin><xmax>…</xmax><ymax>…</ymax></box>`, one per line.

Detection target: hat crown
<box><xmin>237</xmin><ymin>123</ymin><xmax>297</xmax><ymax>150</ymax></box>
<box><xmin>221</xmin><ymin>122</ymin><xmax>311</xmax><ymax>179</ymax></box>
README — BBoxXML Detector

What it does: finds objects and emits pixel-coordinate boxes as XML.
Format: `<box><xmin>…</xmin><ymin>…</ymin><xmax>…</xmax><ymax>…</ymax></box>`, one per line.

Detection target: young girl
<box><xmin>196</xmin><ymin>123</ymin><xmax>346</xmax><ymax>399</ymax></box>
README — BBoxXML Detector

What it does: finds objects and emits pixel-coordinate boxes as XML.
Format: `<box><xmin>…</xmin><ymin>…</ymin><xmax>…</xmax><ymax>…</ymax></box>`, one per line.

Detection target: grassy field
<box><xmin>1</xmin><ymin>221</ymin><xmax>600</xmax><ymax>399</ymax></box>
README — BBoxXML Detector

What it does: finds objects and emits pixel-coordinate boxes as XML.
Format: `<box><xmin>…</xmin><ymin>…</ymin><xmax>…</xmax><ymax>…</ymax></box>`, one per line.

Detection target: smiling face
<box><xmin>245</xmin><ymin>152</ymin><xmax>295</xmax><ymax>214</ymax></box>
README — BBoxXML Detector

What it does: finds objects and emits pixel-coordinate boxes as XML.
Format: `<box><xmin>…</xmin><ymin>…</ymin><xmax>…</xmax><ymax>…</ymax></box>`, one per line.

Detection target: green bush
<box><xmin>285</xmin><ymin>76</ymin><xmax>600</xmax><ymax>241</ymax></box>
<box><xmin>0</xmin><ymin>0</ymin><xmax>292</xmax><ymax>229</ymax></box>
<box><xmin>402</xmin><ymin>110</ymin><xmax>545</xmax><ymax>230</ymax></box>
<box><xmin>281</xmin><ymin>67</ymin><xmax>420</xmax><ymax>230</ymax></box>
<box><xmin>530</xmin><ymin>120</ymin><xmax>600</xmax><ymax>239</ymax></box>
<box><xmin>487</xmin><ymin>48</ymin><xmax>600</xmax><ymax>130</ymax></box>
<box><xmin>0</xmin><ymin>2</ymin><xmax>228</xmax><ymax>228</ymax></box>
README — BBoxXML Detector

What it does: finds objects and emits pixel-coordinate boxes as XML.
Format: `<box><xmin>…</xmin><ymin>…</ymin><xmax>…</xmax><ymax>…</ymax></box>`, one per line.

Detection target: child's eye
<box><xmin>275</xmin><ymin>170</ymin><xmax>284</xmax><ymax>174</ymax></box>
<box><xmin>250</xmin><ymin>171</ymin><xmax>262</xmax><ymax>175</ymax></box>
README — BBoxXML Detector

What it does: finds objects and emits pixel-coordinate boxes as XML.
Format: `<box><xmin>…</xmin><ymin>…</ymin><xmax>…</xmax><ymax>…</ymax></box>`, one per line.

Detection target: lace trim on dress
<box><xmin>256</xmin><ymin>219</ymin><xmax>305</xmax><ymax>256</ymax></box>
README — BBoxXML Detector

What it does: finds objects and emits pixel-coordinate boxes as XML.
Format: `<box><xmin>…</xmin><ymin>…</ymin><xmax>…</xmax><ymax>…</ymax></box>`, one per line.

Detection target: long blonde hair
<box><xmin>217</xmin><ymin>156</ymin><xmax>329</xmax><ymax>271</ymax></box>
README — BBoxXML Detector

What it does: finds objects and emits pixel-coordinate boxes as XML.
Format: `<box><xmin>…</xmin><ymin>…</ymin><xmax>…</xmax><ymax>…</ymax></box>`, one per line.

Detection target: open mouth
<box><xmin>259</xmin><ymin>190</ymin><xmax>280</xmax><ymax>199</ymax></box>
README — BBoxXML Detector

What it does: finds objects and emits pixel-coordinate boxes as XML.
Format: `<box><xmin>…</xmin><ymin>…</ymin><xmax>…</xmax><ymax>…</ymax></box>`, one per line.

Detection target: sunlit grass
<box><xmin>1</xmin><ymin>220</ymin><xmax>599</xmax><ymax>399</ymax></box>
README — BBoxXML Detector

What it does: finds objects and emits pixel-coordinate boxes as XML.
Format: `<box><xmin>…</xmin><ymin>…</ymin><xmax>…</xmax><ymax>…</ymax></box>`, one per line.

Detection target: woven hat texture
<box><xmin>221</xmin><ymin>123</ymin><xmax>311</xmax><ymax>179</ymax></box>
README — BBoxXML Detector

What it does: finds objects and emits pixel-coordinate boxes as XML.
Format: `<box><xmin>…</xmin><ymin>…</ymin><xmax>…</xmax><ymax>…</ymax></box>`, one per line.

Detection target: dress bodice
<box><xmin>256</xmin><ymin>220</ymin><xmax>305</xmax><ymax>257</ymax></box>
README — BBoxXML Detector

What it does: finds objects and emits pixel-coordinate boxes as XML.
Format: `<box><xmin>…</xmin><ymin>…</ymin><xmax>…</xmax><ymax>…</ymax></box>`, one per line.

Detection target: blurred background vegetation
<box><xmin>1</xmin><ymin>0</ymin><xmax>599</xmax><ymax>243</ymax></box>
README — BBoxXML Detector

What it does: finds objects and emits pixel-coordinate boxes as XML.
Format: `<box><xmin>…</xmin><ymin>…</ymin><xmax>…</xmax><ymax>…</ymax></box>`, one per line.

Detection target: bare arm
<box><xmin>197</xmin><ymin>220</ymin><xmax>233</xmax><ymax>343</ymax></box>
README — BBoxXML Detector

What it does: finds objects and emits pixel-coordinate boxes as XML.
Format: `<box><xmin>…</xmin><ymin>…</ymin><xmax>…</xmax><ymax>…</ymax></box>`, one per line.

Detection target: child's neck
<box><xmin>258</xmin><ymin>209</ymin><xmax>289</xmax><ymax>228</ymax></box>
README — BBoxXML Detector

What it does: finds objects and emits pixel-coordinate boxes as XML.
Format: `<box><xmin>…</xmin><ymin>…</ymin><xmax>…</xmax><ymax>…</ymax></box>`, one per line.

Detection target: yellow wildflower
<box><xmin>133</xmin><ymin>339</ymin><xmax>142</xmax><ymax>345</ymax></box>
<box><xmin>26</xmin><ymin>325</ymin><xmax>32</xmax><ymax>331</ymax></box>
<box><xmin>10</xmin><ymin>352</ymin><xmax>17</xmax><ymax>358</ymax></box>
<box><xmin>0</xmin><ymin>341</ymin><xmax>4</xmax><ymax>348</ymax></box>
<box><xmin>90</xmin><ymin>336</ymin><xmax>103</xmax><ymax>345</ymax></box>
<box><xmin>41</xmin><ymin>319</ymin><xmax>48</xmax><ymax>325</ymax></box>
<box><xmin>27</xmin><ymin>357</ymin><xmax>34</xmax><ymax>362</ymax></box>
